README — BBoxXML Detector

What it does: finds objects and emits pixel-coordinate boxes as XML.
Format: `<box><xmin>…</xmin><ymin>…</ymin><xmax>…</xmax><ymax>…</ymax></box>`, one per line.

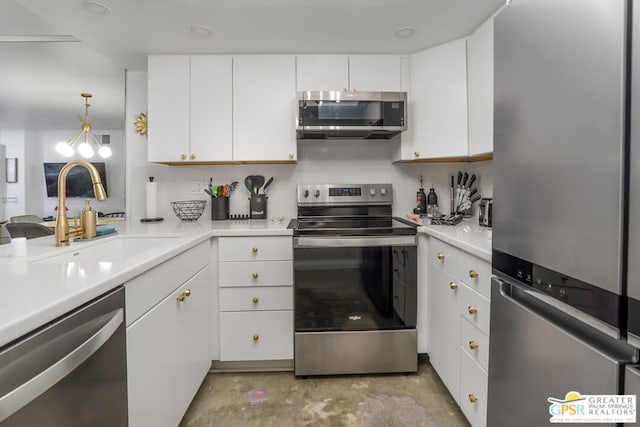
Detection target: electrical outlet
<box><xmin>189</xmin><ymin>180</ymin><xmax>204</xmax><ymax>194</ymax></box>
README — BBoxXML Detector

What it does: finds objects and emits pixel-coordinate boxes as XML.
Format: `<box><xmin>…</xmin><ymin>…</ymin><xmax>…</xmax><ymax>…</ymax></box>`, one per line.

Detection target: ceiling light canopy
<box><xmin>81</xmin><ymin>0</ymin><xmax>112</xmax><ymax>16</ymax></box>
<box><xmin>190</xmin><ymin>25</ymin><xmax>213</xmax><ymax>37</ymax></box>
<box><xmin>55</xmin><ymin>93</ymin><xmax>112</xmax><ymax>159</ymax></box>
<box><xmin>394</xmin><ymin>27</ymin><xmax>415</xmax><ymax>38</ymax></box>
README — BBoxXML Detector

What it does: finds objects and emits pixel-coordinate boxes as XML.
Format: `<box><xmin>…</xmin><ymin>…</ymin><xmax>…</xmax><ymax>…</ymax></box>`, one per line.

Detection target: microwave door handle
<box><xmin>0</xmin><ymin>308</ymin><xmax>123</xmax><ymax>422</ymax></box>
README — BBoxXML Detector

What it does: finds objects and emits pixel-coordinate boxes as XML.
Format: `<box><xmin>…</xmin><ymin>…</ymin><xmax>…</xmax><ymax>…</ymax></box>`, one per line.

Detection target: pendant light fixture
<box><xmin>55</xmin><ymin>93</ymin><xmax>112</xmax><ymax>159</ymax></box>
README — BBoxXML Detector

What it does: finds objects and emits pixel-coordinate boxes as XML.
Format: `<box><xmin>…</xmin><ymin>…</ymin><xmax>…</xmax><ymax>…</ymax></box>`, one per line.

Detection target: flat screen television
<box><xmin>44</xmin><ymin>162</ymin><xmax>108</xmax><ymax>198</ymax></box>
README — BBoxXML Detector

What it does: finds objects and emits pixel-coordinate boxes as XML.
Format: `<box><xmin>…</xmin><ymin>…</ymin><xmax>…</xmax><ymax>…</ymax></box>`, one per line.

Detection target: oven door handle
<box><xmin>294</xmin><ymin>236</ymin><xmax>416</xmax><ymax>248</ymax></box>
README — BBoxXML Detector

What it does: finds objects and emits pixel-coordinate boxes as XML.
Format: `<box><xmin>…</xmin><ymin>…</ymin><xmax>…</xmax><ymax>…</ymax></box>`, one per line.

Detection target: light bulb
<box><xmin>77</xmin><ymin>142</ymin><xmax>94</xmax><ymax>158</ymax></box>
<box><xmin>55</xmin><ymin>142</ymin><xmax>74</xmax><ymax>157</ymax></box>
<box><xmin>98</xmin><ymin>145</ymin><xmax>112</xmax><ymax>158</ymax></box>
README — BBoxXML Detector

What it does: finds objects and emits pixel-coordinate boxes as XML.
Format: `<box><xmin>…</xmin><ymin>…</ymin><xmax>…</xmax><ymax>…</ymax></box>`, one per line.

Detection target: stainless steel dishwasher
<box><xmin>0</xmin><ymin>287</ymin><xmax>127</xmax><ymax>426</ymax></box>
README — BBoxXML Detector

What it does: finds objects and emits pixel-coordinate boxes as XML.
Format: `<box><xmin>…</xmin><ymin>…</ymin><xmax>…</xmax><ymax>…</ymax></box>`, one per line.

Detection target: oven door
<box><xmin>293</xmin><ymin>235</ymin><xmax>417</xmax><ymax>333</ymax></box>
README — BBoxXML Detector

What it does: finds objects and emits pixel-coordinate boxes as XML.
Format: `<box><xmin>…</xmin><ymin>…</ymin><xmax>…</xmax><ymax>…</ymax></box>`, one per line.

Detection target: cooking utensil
<box><xmin>252</xmin><ymin>175</ymin><xmax>265</xmax><ymax>194</ymax></box>
<box><xmin>263</xmin><ymin>177</ymin><xmax>274</xmax><ymax>193</ymax></box>
<box><xmin>244</xmin><ymin>176</ymin><xmax>254</xmax><ymax>194</ymax></box>
<box><xmin>204</xmin><ymin>188</ymin><xmax>213</xmax><ymax>197</ymax></box>
<box><xmin>222</xmin><ymin>184</ymin><xmax>230</xmax><ymax>197</ymax></box>
<box><xmin>230</xmin><ymin>181</ymin><xmax>239</xmax><ymax>192</ymax></box>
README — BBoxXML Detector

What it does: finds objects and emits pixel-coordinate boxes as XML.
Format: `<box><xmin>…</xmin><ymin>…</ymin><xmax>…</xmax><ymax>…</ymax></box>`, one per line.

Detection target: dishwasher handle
<box><xmin>0</xmin><ymin>308</ymin><xmax>123</xmax><ymax>423</ymax></box>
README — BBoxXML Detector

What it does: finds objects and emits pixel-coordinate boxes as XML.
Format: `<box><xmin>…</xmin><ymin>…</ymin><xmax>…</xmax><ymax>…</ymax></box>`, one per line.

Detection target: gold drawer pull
<box><xmin>469</xmin><ymin>394</ymin><xmax>478</xmax><ymax>403</ymax></box>
<box><xmin>180</xmin><ymin>153</ymin><xmax>186</xmax><ymax>160</ymax></box>
<box><xmin>469</xmin><ymin>270</ymin><xmax>479</xmax><ymax>279</ymax></box>
<box><xmin>253</xmin><ymin>334</ymin><xmax>259</xmax><ymax>342</ymax></box>
<box><xmin>251</xmin><ymin>246</ymin><xmax>258</xmax><ymax>253</ymax></box>
<box><xmin>252</xmin><ymin>297</ymin><xmax>259</xmax><ymax>304</ymax></box>
<box><xmin>289</xmin><ymin>153</ymin><xmax>294</xmax><ymax>159</ymax></box>
<box><xmin>190</xmin><ymin>153</ymin><xmax>196</xmax><ymax>160</ymax></box>
<box><xmin>176</xmin><ymin>289</ymin><xmax>191</xmax><ymax>302</ymax></box>
<box><xmin>414</xmin><ymin>151</ymin><xmax>420</xmax><ymax>157</ymax></box>
<box><xmin>468</xmin><ymin>306</ymin><xmax>478</xmax><ymax>315</ymax></box>
<box><xmin>252</xmin><ymin>272</ymin><xmax>259</xmax><ymax>279</ymax></box>
<box><xmin>469</xmin><ymin>341</ymin><xmax>478</xmax><ymax>350</ymax></box>
<box><xmin>437</xmin><ymin>252</ymin><xmax>445</xmax><ymax>260</ymax></box>
<box><xmin>450</xmin><ymin>282</ymin><xmax>458</xmax><ymax>290</ymax></box>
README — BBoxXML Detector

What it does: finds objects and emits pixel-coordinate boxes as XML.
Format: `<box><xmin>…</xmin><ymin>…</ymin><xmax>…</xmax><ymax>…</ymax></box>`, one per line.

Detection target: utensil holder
<box><xmin>211</xmin><ymin>197</ymin><xmax>230</xmax><ymax>220</ymax></box>
<box><xmin>249</xmin><ymin>195</ymin><xmax>267</xmax><ymax>219</ymax></box>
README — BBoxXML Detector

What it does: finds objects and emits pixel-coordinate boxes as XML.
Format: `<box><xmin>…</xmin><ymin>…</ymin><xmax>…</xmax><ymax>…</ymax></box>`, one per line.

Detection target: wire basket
<box><xmin>170</xmin><ymin>200</ymin><xmax>207</xmax><ymax>221</ymax></box>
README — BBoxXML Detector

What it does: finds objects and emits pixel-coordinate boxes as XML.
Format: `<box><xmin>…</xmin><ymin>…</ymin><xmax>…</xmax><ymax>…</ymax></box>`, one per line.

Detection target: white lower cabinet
<box><xmin>427</xmin><ymin>237</ymin><xmax>491</xmax><ymax>427</ymax></box>
<box><xmin>126</xmin><ymin>242</ymin><xmax>212</xmax><ymax>427</ymax></box>
<box><xmin>218</xmin><ymin>236</ymin><xmax>293</xmax><ymax>362</ymax></box>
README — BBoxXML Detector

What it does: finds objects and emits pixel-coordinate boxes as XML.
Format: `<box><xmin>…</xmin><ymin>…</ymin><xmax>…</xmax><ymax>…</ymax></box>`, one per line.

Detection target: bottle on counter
<box><xmin>80</xmin><ymin>198</ymin><xmax>97</xmax><ymax>239</ymax></box>
<box><xmin>415</xmin><ymin>175</ymin><xmax>427</xmax><ymax>214</ymax></box>
<box><xmin>426</xmin><ymin>188</ymin><xmax>439</xmax><ymax>218</ymax></box>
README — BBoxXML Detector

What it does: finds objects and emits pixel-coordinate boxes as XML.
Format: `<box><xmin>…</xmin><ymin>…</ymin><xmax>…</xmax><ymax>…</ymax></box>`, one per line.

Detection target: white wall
<box><xmin>0</xmin><ymin>129</ymin><xmax>27</xmax><ymax>219</ymax></box>
<box><xmin>126</xmin><ymin>72</ymin><xmax>493</xmax><ymax>223</ymax></box>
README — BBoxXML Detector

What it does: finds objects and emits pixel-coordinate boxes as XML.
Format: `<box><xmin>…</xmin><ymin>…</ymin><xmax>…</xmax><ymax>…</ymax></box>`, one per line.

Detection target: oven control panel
<box><xmin>297</xmin><ymin>184</ymin><xmax>393</xmax><ymax>205</ymax></box>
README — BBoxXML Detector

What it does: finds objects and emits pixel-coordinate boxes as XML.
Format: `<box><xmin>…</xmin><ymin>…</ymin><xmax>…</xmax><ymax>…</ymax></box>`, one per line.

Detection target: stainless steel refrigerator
<box><xmin>489</xmin><ymin>0</ymin><xmax>640</xmax><ymax>425</ymax></box>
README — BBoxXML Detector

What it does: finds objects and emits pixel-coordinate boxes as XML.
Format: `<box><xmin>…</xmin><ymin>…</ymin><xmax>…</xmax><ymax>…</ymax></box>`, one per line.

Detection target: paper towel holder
<box><xmin>140</xmin><ymin>176</ymin><xmax>164</xmax><ymax>223</ymax></box>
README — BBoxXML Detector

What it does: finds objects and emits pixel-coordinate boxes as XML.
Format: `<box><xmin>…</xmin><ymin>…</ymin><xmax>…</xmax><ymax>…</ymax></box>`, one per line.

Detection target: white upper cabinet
<box><xmin>409</xmin><ymin>39</ymin><xmax>469</xmax><ymax>159</ymax></box>
<box><xmin>296</xmin><ymin>55</ymin><xmax>403</xmax><ymax>92</ymax></box>
<box><xmin>467</xmin><ymin>18</ymin><xmax>494</xmax><ymax>156</ymax></box>
<box><xmin>147</xmin><ymin>55</ymin><xmax>233</xmax><ymax>163</ymax></box>
<box><xmin>148</xmin><ymin>55</ymin><xmax>190</xmax><ymax>162</ymax></box>
<box><xmin>233</xmin><ymin>55</ymin><xmax>297</xmax><ymax>162</ymax></box>
<box><xmin>349</xmin><ymin>55</ymin><xmax>403</xmax><ymax>92</ymax></box>
<box><xmin>190</xmin><ymin>56</ymin><xmax>233</xmax><ymax>161</ymax></box>
<box><xmin>296</xmin><ymin>55</ymin><xmax>349</xmax><ymax>91</ymax></box>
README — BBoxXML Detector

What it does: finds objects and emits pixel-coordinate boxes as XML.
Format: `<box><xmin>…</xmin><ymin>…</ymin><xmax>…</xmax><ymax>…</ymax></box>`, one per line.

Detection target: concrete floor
<box><xmin>180</xmin><ymin>362</ymin><xmax>470</xmax><ymax>427</ymax></box>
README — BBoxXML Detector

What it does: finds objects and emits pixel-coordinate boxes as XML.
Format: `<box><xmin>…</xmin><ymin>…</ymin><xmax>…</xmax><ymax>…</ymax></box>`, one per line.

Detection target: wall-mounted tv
<box><xmin>44</xmin><ymin>162</ymin><xmax>108</xmax><ymax>198</ymax></box>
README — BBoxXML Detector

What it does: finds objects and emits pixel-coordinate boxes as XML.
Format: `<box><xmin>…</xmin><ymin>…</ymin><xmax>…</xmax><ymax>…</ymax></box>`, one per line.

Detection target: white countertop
<box><xmin>0</xmin><ymin>218</ymin><xmax>292</xmax><ymax>347</ymax></box>
<box><xmin>416</xmin><ymin>219</ymin><xmax>492</xmax><ymax>262</ymax></box>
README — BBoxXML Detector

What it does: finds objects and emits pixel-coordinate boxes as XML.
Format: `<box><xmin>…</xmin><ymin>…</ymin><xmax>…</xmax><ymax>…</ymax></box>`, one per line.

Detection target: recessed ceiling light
<box><xmin>394</xmin><ymin>27</ymin><xmax>415</xmax><ymax>38</ymax></box>
<box><xmin>190</xmin><ymin>25</ymin><xmax>213</xmax><ymax>37</ymax></box>
<box><xmin>81</xmin><ymin>1</ymin><xmax>112</xmax><ymax>16</ymax></box>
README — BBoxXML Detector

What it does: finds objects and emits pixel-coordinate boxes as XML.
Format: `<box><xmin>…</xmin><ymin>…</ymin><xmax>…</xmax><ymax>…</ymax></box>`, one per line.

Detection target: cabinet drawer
<box><xmin>460</xmin><ymin>350</ymin><xmax>488</xmax><ymax>427</ymax></box>
<box><xmin>219</xmin><ymin>286</ymin><xmax>293</xmax><ymax>311</ymax></box>
<box><xmin>429</xmin><ymin>238</ymin><xmax>491</xmax><ymax>298</ymax></box>
<box><xmin>219</xmin><ymin>311</ymin><xmax>293</xmax><ymax>361</ymax></box>
<box><xmin>126</xmin><ymin>240</ymin><xmax>209</xmax><ymax>326</ymax></box>
<box><xmin>219</xmin><ymin>261</ymin><xmax>293</xmax><ymax>287</ymax></box>
<box><xmin>460</xmin><ymin>316</ymin><xmax>489</xmax><ymax>373</ymax></box>
<box><xmin>459</xmin><ymin>283</ymin><xmax>490</xmax><ymax>336</ymax></box>
<box><xmin>219</xmin><ymin>236</ymin><xmax>292</xmax><ymax>261</ymax></box>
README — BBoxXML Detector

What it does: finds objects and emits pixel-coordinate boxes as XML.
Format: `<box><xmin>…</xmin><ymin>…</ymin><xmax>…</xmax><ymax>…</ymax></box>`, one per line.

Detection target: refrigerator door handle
<box><xmin>495</xmin><ymin>277</ymin><xmax>637</xmax><ymax>363</ymax></box>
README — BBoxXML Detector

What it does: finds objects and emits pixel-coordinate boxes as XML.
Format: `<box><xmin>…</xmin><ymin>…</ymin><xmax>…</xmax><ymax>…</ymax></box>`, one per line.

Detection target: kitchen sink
<box><xmin>30</xmin><ymin>235</ymin><xmax>181</xmax><ymax>264</ymax></box>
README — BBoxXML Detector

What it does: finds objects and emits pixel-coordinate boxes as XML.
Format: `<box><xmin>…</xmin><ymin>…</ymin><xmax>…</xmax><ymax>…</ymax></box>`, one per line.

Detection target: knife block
<box><xmin>211</xmin><ymin>197</ymin><xmax>230</xmax><ymax>220</ymax></box>
<box><xmin>249</xmin><ymin>195</ymin><xmax>267</xmax><ymax>219</ymax></box>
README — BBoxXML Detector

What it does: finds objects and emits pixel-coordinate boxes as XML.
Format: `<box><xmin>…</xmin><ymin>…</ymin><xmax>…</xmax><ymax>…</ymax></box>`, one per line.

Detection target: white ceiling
<box><xmin>2</xmin><ymin>0</ymin><xmax>505</xmax><ymax>130</ymax></box>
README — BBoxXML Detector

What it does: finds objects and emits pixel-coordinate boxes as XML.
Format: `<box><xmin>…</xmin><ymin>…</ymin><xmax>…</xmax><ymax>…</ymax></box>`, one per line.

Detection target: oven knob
<box><xmin>370</xmin><ymin>188</ymin><xmax>376</xmax><ymax>196</ymax></box>
<box><xmin>304</xmin><ymin>190</ymin><xmax>309</xmax><ymax>198</ymax></box>
<box><xmin>380</xmin><ymin>188</ymin><xmax>387</xmax><ymax>196</ymax></box>
<box><xmin>314</xmin><ymin>188</ymin><xmax>320</xmax><ymax>198</ymax></box>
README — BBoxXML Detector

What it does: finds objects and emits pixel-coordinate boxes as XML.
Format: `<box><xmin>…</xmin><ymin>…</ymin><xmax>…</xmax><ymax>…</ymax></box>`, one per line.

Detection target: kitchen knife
<box><xmin>467</xmin><ymin>174</ymin><xmax>476</xmax><ymax>190</ymax></box>
<box><xmin>470</xmin><ymin>194</ymin><xmax>482</xmax><ymax>203</ymax></box>
<box><xmin>455</xmin><ymin>171</ymin><xmax>463</xmax><ymax>211</ymax></box>
<box><xmin>450</xmin><ymin>175</ymin><xmax>455</xmax><ymax>214</ymax></box>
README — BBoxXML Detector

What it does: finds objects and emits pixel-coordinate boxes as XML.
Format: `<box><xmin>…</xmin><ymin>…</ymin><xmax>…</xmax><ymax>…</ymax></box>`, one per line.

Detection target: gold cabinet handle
<box><xmin>180</xmin><ymin>153</ymin><xmax>187</xmax><ymax>160</ymax></box>
<box><xmin>342</xmin><ymin>87</ymin><xmax>348</xmax><ymax>92</ymax></box>
<box><xmin>251</xmin><ymin>246</ymin><xmax>258</xmax><ymax>253</ymax></box>
<box><xmin>468</xmin><ymin>394</ymin><xmax>478</xmax><ymax>403</ymax></box>
<box><xmin>469</xmin><ymin>270</ymin><xmax>479</xmax><ymax>279</ymax></box>
<box><xmin>190</xmin><ymin>153</ymin><xmax>196</xmax><ymax>160</ymax></box>
<box><xmin>176</xmin><ymin>289</ymin><xmax>191</xmax><ymax>302</ymax></box>
<box><xmin>288</xmin><ymin>153</ymin><xmax>294</xmax><ymax>159</ymax></box>
<box><xmin>414</xmin><ymin>151</ymin><xmax>420</xmax><ymax>157</ymax></box>
<box><xmin>468</xmin><ymin>306</ymin><xmax>478</xmax><ymax>315</ymax></box>
<box><xmin>450</xmin><ymin>282</ymin><xmax>458</xmax><ymax>290</ymax></box>
<box><xmin>469</xmin><ymin>341</ymin><xmax>478</xmax><ymax>350</ymax></box>
<box><xmin>437</xmin><ymin>252</ymin><xmax>445</xmax><ymax>260</ymax></box>
<box><xmin>252</xmin><ymin>297</ymin><xmax>259</xmax><ymax>304</ymax></box>
<box><xmin>252</xmin><ymin>272</ymin><xmax>259</xmax><ymax>279</ymax></box>
<box><xmin>252</xmin><ymin>334</ymin><xmax>259</xmax><ymax>341</ymax></box>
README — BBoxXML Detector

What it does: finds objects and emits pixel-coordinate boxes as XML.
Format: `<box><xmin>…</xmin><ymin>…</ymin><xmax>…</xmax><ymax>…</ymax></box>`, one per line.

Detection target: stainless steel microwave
<box><xmin>296</xmin><ymin>91</ymin><xmax>407</xmax><ymax>140</ymax></box>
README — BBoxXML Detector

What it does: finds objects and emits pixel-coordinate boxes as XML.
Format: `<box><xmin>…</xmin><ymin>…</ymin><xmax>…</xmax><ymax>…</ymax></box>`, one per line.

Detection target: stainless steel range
<box><xmin>291</xmin><ymin>183</ymin><xmax>418</xmax><ymax>376</ymax></box>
